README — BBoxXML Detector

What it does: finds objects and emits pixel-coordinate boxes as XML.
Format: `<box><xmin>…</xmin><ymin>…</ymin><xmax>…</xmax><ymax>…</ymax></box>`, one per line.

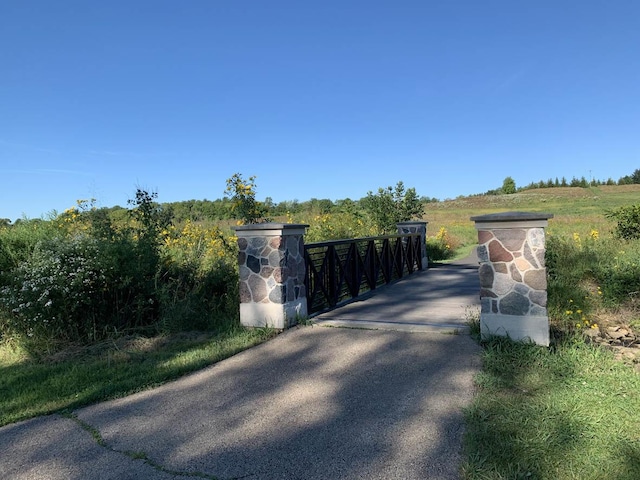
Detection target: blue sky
<box><xmin>1</xmin><ymin>1</ymin><xmax>639</xmax><ymax>221</ymax></box>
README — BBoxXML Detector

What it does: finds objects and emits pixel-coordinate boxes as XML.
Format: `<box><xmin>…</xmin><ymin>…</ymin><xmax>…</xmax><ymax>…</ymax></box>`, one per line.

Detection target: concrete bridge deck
<box><xmin>313</xmin><ymin>252</ymin><xmax>481</xmax><ymax>333</ymax></box>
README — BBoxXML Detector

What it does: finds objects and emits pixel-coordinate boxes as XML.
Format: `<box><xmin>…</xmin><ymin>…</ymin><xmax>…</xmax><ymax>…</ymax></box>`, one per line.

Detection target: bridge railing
<box><xmin>304</xmin><ymin>233</ymin><xmax>422</xmax><ymax>315</ymax></box>
<box><xmin>233</xmin><ymin>221</ymin><xmax>427</xmax><ymax>329</ymax></box>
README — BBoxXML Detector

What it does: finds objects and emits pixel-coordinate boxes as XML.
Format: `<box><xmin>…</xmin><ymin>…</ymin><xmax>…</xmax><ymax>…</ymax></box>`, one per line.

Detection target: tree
<box><xmin>361</xmin><ymin>181</ymin><xmax>424</xmax><ymax>234</ymax></box>
<box><xmin>501</xmin><ymin>176</ymin><xmax>517</xmax><ymax>194</ymax></box>
<box><xmin>224</xmin><ymin>173</ymin><xmax>270</xmax><ymax>225</ymax></box>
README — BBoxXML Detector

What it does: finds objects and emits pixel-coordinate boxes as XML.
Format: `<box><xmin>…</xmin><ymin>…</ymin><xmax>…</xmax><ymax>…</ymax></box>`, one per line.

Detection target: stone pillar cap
<box><xmin>232</xmin><ymin>222</ymin><xmax>309</xmax><ymax>231</ymax></box>
<box><xmin>471</xmin><ymin>211</ymin><xmax>553</xmax><ymax>229</ymax></box>
<box><xmin>233</xmin><ymin>223</ymin><xmax>309</xmax><ymax>237</ymax></box>
<box><xmin>470</xmin><ymin>211</ymin><xmax>553</xmax><ymax>222</ymax></box>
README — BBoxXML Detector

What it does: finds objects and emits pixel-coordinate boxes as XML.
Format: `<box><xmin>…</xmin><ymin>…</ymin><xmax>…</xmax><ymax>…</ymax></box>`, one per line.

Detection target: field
<box><xmin>425</xmin><ymin>184</ymin><xmax>640</xmax><ymax>252</ymax></box>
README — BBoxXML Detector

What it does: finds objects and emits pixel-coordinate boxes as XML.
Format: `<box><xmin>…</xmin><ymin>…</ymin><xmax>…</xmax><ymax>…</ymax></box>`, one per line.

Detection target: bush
<box><xmin>1</xmin><ymin>236</ymin><xmax>110</xmax><ymax>343</ymax></box>
<box><xmin>606</xmin><ymin>204</ymin><xmax>640</xmax><ymax>240</ymax></box>
<box><xmin>0</xmin><ymin>191</ymin><xmax>241</xmax><ymax>351</ymax></box>
<box><xmin>426</xmin><ymin>227</ymin><xmax>458</xmax><ymax>262</ymax></box>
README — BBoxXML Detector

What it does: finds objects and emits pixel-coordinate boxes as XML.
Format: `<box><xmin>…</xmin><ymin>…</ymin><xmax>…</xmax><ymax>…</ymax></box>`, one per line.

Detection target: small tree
<box><xmin>501</xmin><ymin>176</ymin><xmax>517</xmax><ymax>194</ymax></box>
<box><xmin>225</xmin><ymin>173</ymin><xmax>270</xmax><ymax>225</ymax></box>
<box><xmin>362</xmin><ymin>181</ymin><xmax>424</xmax><ymax>234</ymax></box>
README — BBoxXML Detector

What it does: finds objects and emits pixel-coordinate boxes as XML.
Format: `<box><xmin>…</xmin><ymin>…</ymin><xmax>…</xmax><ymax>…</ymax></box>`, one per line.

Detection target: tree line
<box><xmin>488</xmin><ymin>168</ymin><xmax>640</xmax><ymax>195</ymax></box>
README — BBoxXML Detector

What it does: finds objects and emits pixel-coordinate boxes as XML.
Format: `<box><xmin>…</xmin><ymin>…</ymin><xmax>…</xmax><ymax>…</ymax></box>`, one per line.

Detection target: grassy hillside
<box><xmin>424</xmin><ymin>185</ymin><xmax>640</xmax><ymax>253</ymax></box>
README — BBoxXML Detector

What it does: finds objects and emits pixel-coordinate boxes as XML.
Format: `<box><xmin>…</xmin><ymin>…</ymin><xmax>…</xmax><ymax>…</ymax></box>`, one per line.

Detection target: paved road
<box><xmin>0</xmin><ymin>257</ymin><xmax>482</xmax><ymax>480</ymax></box>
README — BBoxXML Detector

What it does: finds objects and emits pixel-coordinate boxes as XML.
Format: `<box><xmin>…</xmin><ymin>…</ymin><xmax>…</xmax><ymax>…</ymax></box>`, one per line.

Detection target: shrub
<box><xmin>1</xmin><ymin>236</ymin><xmax>110</xmax><ymax>343</ymax></box>
<box><xmin>0</xmin><ymin>190</ymin><xmax>241</xmax><ymax>351</ymax></box>
<box><xmin>606</xmin><ymin>204</ymin><xmax>640</xmax><ymax>240</ymax></box>
<box><xmin>426</xmin><ymin>227</ymin><xmax>458</xmax><ymax>262</ymax></box>
<box><xmin>159</xmin><ymin>221</ymin><xmax>239</xmax><ymax>332</ymax></box>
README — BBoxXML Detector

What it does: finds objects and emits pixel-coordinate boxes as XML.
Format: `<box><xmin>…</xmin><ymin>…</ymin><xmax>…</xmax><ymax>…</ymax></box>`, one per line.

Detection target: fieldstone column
<box><xmin>470</xmin><ymin>212</ymin><xmax>554</xmax><ymax>346</ymax></box>
<box><xmin>397</xmin><ymin>221</ymin><xmax>428</xmax><ymax>269</ymax></box>
<box><xmin>233</xmin><ymin>223</ymin><xmax>309</xmax><ymax>329</ymax></box>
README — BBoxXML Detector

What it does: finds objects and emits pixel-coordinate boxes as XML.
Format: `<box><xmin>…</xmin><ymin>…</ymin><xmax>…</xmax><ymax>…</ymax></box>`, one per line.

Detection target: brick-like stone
<box><xmin>239</xmin><ymin>281</ymin><xmax>252</xmax><ymax>303</ymax></box>
<box><xmin>514</xmin><ymin>257</ymin><xmax>532</xmax><ymax>272</ymax></box>
<box><xmin>477</xmin><ymin>245</ymin><xmax>489</xmax><ymax>263</ymax></box>
<box><xmin>481</xmin><ymin>298</ymin><xmax>492</xmax><ymax>313</ymax></box>
<box><xmin>248</xmin><ymin>274</ymin><xmax>267</xmax><ymax>302</ymax></box>
<box><xmin>524</xmin><ymin>269</ymin><xmax>547</xmax><ymax>290</ymax></box>
<box><xmin>287</xmin><ymin>235</ymin><xmax>300</xmax><ymax>256</ymax></box>
<box><xmin>488</xmin><ymin>240</ymin><xmax>514</xmax><ymax>262</ymax></box>
<box><xmin>261</xmin><ymin>266</ymin><xmax>274</xmax><ymax>279</ymax></box>
<box><xmin>500</xmin><ymin>291</ymin><xmax>530</xmax><ymax>315</ymax></box>
<box><xmin>248</xmin><ymin>237</ymin><xmax>268</xmax><ymax>254</ymax></box>
<box><xmin>237</xmin><ymin>237</ymin><xmax>248</xmax><ymax>251</ymax></box>
<box><xmin>523</xmin><ymin>243</ymin><xmax>539</xmax><ymax>269</ymax></box>
<box><xmin>272</xmin><ymin>267</ymin><xmax>283</xmax><ymax>283</ymax></box>
<box><xmin>514</xmin><ymin>283</ymin><xmax>530</xmax><ymax>296</ymax></box>
<box><xmin>287</xmin><ymin>280</ymin><xmax>296</xmax><ymax>301</ymax></box>
<box><xmin>495</xmin><ymin>229</ymin><xmax>526</xmax><ymax>252</ymax></box>
<box><xmin>478</xmin><ymin>230</ymin><xmax>494</xmax><ymax>244</ymax></box>
<box><xmin>510</xmin><ymin>263</ymin><xmax>522</xmax><ymax>282</ymax></box>
<box><xmin>247</xmin><ymin>255</ymin><xmax>261</xmax><ymax>274</ymax></box>
<box><xmin>530</xmin><ymin>305</ymin><xmax>547</xmax><ymax>316</ymax></box>
<box><xmin>495</xmin><ymin>262</ymin><xmax>508</xmax><ymax>274</ymax></box>
<box><xmin>528</xmin><ymin>228</ymin><xmax>545</xmax><ymax>248</ymax></box>
<box><xmin>269</xmin><ymin>236</ymin><xmax>283</xmax><ymax>249</ymax></box>
<box><xmin>239</xmin><ymin>265</ymin><xmax>251</xmax><ymax>281</ymax></box>
<box><xmin>268</xmin><ymin>250</ymin><xmax>284</xmax><ymax>267</ymax></box>
<box><xmin>493</xmin><ymin>272</ymin><xmax>513</xmax><ymax>296</ymax></box>
<box><xmin>530</xmin><ymin>290</ymin><xmax>547</xmax><ymax>307</ymax></box>
<box><xmin>269</xmin><ymin>285</ymin><xmax>285</xmax><ymax>303</ymax></box>
<box><xmin>480</xmin><ymin>288</ymin><xmax>497</xmax><ymax>298</ymax></box>
<box><xmin>478</xmin><ymin>263</ymin><xmax>494</xmax><ymax>288</ymax></box>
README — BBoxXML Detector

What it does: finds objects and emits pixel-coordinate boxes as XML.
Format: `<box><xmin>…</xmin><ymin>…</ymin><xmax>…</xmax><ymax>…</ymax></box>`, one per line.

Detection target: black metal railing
<box><xmin>304</xmin><ymin>233</ymin><xmax>423</xmax><ymax>315</ymax></box>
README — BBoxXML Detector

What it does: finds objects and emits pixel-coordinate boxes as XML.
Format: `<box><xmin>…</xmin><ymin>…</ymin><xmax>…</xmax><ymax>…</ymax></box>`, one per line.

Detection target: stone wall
<box><xmin>397</xmin><ymin>221</ymin><xmax>429</xmax><ymax>269</ymax></box>
<box><xmin>471</xmin><ymin>212</ymin><xmax>553</xmax><ymax>346</ymax></box>
<box><xmin>234</xmin><ymin>224</ymin><xmax>308</xmax><ymax>329</ymax></box>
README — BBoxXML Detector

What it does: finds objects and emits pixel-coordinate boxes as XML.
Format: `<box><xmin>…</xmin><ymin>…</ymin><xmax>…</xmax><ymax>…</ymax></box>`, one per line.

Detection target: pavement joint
<box><xmin>62</xmin><ymin>411</ymin><xmax>220</xmax><ymax>480</ymax></box>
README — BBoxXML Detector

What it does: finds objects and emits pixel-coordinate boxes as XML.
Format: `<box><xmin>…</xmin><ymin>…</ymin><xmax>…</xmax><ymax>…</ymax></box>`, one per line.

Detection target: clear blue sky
<box><xmin>1</xmin><ymin>1</ymin><xmax>638</xmax><ymax>221</ymax></box>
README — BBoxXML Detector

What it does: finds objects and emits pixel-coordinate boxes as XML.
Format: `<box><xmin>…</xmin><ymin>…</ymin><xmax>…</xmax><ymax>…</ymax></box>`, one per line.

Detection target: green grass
<box><xmin>0</xmin><ymin>327</ymin><xmax>277</xmax><ymax>427</ymax></box>
<box><xmin>425</xmin><ymin>185</ymin><xmax>640</xmax><ymax>250</ymax></box>
<box><xmin>458</xmin><ymin>185</ymin><xmax>640</xmax><ymax>479</ymax></box>
<box><xmin>463</xmin><ymin>335</ymin><xmax>640</xmax><ymax>480</ymax></box>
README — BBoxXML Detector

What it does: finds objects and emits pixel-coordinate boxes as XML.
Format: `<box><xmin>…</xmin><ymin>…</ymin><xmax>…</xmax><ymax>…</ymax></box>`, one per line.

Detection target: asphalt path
<box><xmin>1</xmin><ymin>256</ymin><xmax>482</xmax><ymax>480</ymax></box>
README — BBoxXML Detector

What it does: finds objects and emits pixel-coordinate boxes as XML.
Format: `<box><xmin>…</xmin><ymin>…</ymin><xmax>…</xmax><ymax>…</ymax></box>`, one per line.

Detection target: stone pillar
<box><xmin>233</xmin><ymin>223</ymin><xmax>309</xmax><ymax>329</ymax></box>
<box><xmin>397</xmin><ymin>221</ymin><xmax>428</xmax><ymax>269</ymax></box>
<box><xmin>470</xmin><ymin>212</ymin><xmax>554</xmax><ymax>346</ymax></box>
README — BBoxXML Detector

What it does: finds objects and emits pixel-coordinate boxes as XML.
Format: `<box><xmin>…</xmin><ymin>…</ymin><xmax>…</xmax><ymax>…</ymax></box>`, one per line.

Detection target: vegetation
<box><xmin>360</xmin><ymin>181</ymin><xmax>424</xmax><ymax>234</ymax></box>
<box><xmin>0</xmin><ymin>328</ymin><xmax>275</xmax><ymax>427</ymax></box>
<box><xmin>0</xmin><ymin>190</ymin><xmax>239</xmax><ymax>353</ymax></box>
<box><xmin>2</xmin><ymin>170</ymin><xmax>640</xmax><ymax>479</ymax></box>
<box><xmin>461</xmin><ymin>184</ymin><xmax>640</xmax><ymax>479</ymax></box>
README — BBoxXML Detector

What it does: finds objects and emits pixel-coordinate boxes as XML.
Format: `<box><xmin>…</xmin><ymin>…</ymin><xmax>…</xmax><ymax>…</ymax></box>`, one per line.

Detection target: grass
<box><xmin>0</xmin><ymin>327</ymin><xmax>277</xmax><ymax>427</ymax></box>
<box><xmin>425</xmin><ymin>184</ymin><xmax>640</xmax><ymax>245</ymax></box>
<box><xmin>458</xmin><ymin>185</ymin><xmax>640</xmax><ymax>479</ymax></box>
<box><xmin>462</xmin><ymin>335</ymin><xmax>640</xmax><ymax>480</ymax></box>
